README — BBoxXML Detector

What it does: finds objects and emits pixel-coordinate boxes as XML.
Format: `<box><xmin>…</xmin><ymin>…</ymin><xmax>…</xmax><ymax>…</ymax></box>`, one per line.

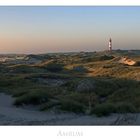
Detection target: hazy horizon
<box><xmin>0</xmin><ymin>6</ymin><xmax>140</xmax><ymax>54</ymax></box>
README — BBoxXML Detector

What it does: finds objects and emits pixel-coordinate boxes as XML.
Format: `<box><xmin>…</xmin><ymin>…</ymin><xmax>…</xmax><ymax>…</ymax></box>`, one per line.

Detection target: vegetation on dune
<box><xmin>91</xmin><ymin>103</ymin><xmax>116</xmax><ymax>117</ymax></box>
<box><xmin>91</xmin><ymin>102</ymin><xmax>136</xmax><ymax>117</ymax></box>
<box><xmin>60</xmin><ymin>98</ymin><xmax>85</xmax><ymax>113</ymax></box>
<box><xmin>14</xmin><ymin>91</ymin><xmax>49</xmax><ymax>105</ymax></box>
<box><xmin>40</xmin><ymin>62</ymin><xmax>64</xmax><ymax>72</ymax></box>
<box><xmin>0</xmin><ymin>50</ymin><xmax>140</xmax><ymax>116</ymax></box>
<box><xmin>80</xmin><ymin>55</ymin><xmax>114</xmax><ymax>63</ymax></box>
<box><xmin>8</xmin><ymin>64</ymin><xmax>46</xmax><ymax>73</ymax></box>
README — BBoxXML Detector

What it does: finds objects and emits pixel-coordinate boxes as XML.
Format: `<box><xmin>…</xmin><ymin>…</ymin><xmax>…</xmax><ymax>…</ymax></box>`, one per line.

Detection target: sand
<box><xmin>0</xmin><ymin>93</ymin><xmax>140</xmax><ymax>125</ymax></box>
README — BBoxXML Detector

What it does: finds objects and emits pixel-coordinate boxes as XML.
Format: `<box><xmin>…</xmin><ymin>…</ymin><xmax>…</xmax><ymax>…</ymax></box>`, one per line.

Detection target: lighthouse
<box><xmin>109</xmin><ymin>38</ymin><xmax>112</xmax><ymax>51</ymax></box>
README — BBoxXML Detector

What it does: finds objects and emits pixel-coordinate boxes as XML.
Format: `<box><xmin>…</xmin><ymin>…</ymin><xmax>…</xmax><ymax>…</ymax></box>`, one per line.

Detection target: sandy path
<box><xmin>0</xmin><ymin>93</ymin><xmax>139</xmax><ymax>125</ymax></box>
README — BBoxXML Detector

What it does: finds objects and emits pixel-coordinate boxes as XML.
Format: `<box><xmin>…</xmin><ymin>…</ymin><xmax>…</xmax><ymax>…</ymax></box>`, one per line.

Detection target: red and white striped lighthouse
<box><xmin>109</xmin><ymin>38</ymin><xmax>112</xmax><ymax>51</ymax></box>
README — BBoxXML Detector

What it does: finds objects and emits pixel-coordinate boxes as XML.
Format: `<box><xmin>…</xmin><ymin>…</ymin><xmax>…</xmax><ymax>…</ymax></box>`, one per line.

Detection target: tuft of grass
<box><xmin>60</xmin><ymin>99</ymin><xmax>85</xmax><ymax>113</ymax></box>
<box><xmin>39</xmin><ymin>100</ymin><xmax>60</xmax><ymax>111</ymax></box>
<box><xmin>91</xmin><ymin>102</ymin><xmax>137</xmax><ymax>117</ymax></box>
<box><xmin>14</xmin><ymin>90</ymin><xmax>49</xmax><ymax>105</ymax></box>
<box><xmin>91</xmin><ymin>103</ymin><xmax>116</xmax><ymax>117</ymax></box>
<box><xmin>115</xmin><ymin>102</ymin><xmax>136</xmax><ymax>113</ymax></box>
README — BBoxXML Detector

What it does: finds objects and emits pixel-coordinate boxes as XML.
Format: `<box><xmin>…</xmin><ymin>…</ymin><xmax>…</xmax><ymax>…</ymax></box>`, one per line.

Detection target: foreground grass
<box><xmin>0</xmin><ymin>72</ymin><xmax>139</xmax><ymax>116</ymax></box>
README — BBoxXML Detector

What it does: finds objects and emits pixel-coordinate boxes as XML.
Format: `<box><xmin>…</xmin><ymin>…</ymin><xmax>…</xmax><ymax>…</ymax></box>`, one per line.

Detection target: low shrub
<box><xmin>45</xmin><ymin>63</ymin><xmax>64</xmax><ymax>72</ymax></box>
<box><xmin>99</xmin><ymin>55</ymin><xmax>114</xmax><ymax>61</ymax></box>
<box><xmin>82</xmin><ymin>55</ymin><xmax>114</xmax><ymax>62</ymax></box>
<box><xmin>95</xmin><ymin>80</ymin><xmax>118</xmax><ymax>97</ymax></box>
<box><xmin>39</xmin><ymin>100</ymin><xmax>60</xmax><ymax>111</ymax></box>
<box><xmin>14</xmin><ymin>90</ymin><xmax>49</xmax><ymax>105</ymax></box>
<box><xmin>115</xmin><ymin>102</ymin><xmax>136</xmax><ymax>113</ymax></box>
<box><xmin>92</xmin><ymin>102</ymin><xmax>137</xmax><ymax>117</ymax></box>
<box><xmin>103</xmin><ymin>65</ymin><xmax>114</xmax><ymax>68</ymax></box>
<box><xmin>60</xmin><ymin>99</ymin><xmax>85</xmax><ymax>113</ymax></box>
<box><xmin>10</xmin><ymin>65</ymin><xmax>44</xmax><ymax>73</ymax></box>
<box><xmin>91</xmin><ymin>103</ymin><xmax>116</xmax><ymax>117</ymax></box>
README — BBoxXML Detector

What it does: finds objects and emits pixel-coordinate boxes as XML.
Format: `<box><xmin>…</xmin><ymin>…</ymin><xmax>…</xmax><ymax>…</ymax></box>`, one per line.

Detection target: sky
<box><xmin>0</xmin><ymin>6</ymin><xmax>140</xmax><ymax>54</ymax></box>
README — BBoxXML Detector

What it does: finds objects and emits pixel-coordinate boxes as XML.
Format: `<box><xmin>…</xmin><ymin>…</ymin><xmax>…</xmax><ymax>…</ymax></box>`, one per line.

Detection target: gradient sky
<box><xmin>0</xmin><ymin>6</ymin><xmax>140</xmax><ymax>54</ymax></box>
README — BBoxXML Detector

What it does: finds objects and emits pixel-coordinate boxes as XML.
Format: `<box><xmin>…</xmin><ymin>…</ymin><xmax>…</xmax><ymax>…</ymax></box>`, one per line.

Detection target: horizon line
<box><xmin>0</xmin><ymin>49</ymin><xmax>139</xmax><ymax>55</ymax></box>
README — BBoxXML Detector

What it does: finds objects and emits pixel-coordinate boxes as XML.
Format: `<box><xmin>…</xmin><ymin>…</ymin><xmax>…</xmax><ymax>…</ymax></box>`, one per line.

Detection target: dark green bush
<box><xmin>82</xmin><ymin>55</ymin><xmax>114</xmax><ymax>63</ymax></box>
<box><xmin>95</xmin><ymin>80</ymin><xmax>118</xmax><ymax>97</ymax></box>
<box><xmin>39</xmin><ymin>100</ymin><xmax>60</xmax><ymax>111</ymax></box>
<box><xmin>99</xmin><ymin>55</ymin><xmax>114</xmax><ymax>61</ymax></box>
<box><xmin>115</xmin><ymin>102</ymin><xmax>136</xmax><ymax>113</ymax></box>
<box><xmin>14</xmin><ymin>90</ymin><xmax>49</xmax><ymax>105</ymax></box>
<box><xmin>92</xmin><ymin>102</ymin><xmax>137</xmax><ymax>117</ymax></box>
<box><xmin>45</xmin><ymin>63</ymin><xmax>64</xmax><ymax>72</ymax></box>
<box><xmin>60</xmin><ymin>99</ymin><xmax>85</xmax><ymax>113</ymax></box>
<box><xmin>10</xmin><ymin>65</ymin><xmax>45</xmax><ymax>74</ymax></box>
<box><xmin>91</xmin><ymin>103</ymin><xmax>116</xmax><ymax>117</ymax></box>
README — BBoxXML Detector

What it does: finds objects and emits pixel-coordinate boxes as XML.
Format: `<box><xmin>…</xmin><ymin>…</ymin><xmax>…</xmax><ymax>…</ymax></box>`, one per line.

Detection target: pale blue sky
<box><xmin>0</xmin><ymin>6</ymin><xmax>140</xmax><ymax>53</ymax></box>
